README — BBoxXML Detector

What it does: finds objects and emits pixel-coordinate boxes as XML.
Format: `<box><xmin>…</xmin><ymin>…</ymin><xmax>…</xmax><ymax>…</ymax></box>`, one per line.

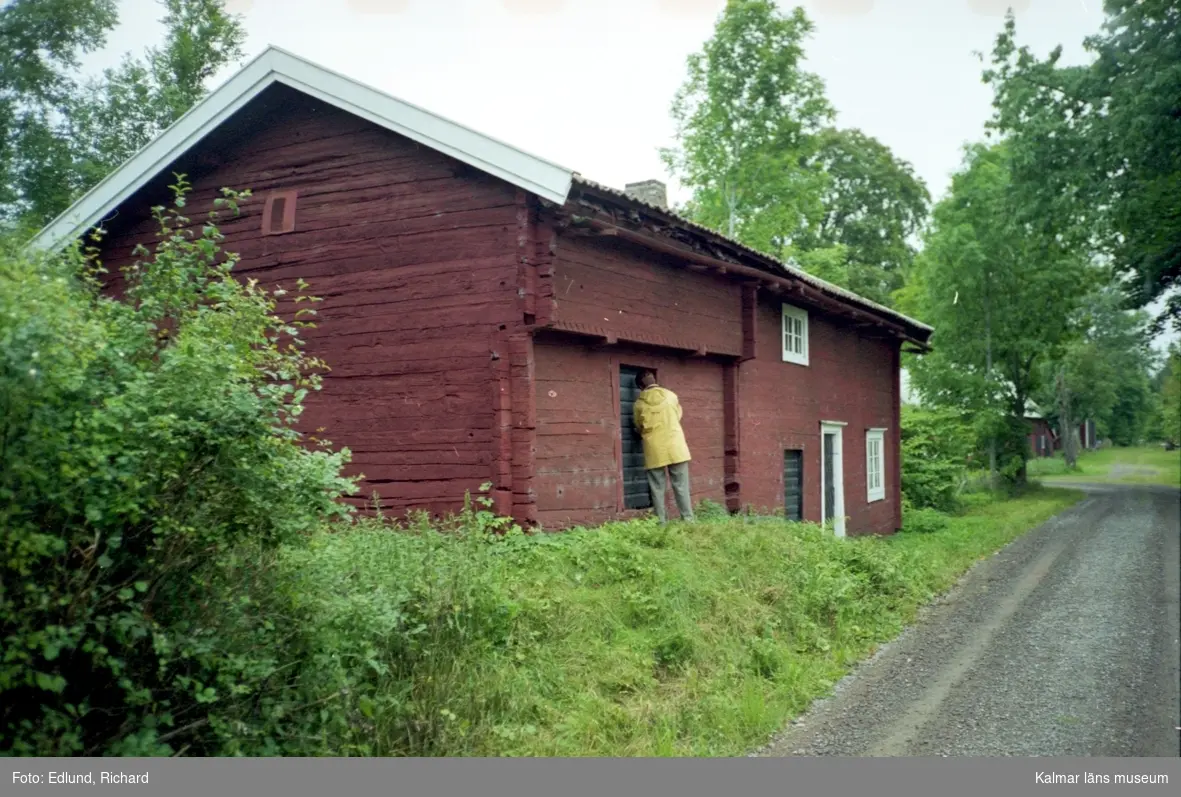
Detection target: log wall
<box><xmin>96</xmin><ymin>91</ymin><xmax>528</xmax><ymax>518</ymax></box>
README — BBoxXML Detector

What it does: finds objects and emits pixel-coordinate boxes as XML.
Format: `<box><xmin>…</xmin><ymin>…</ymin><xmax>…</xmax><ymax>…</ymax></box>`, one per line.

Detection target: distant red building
<box><xmin>31</xmin><ymin>47</ymin><xmax>933</xmax><ymax>535</ymax></box>
<box><xmin>1027</xmin><ymin>413</ymin><xmax>1098</xmax><ymax>458</ymax></box>
<box><xmin>1028</xmin><ymin>416</ymin><xmax>1057</xmax><ymax>458</ymax></box>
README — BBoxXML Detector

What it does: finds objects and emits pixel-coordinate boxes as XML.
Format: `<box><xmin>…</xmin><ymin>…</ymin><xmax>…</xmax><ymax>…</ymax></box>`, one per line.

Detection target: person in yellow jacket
<box><xmin>633</xmin><ymin>370</ymin><xmax>695</xmax><ymax>523</ymax></box>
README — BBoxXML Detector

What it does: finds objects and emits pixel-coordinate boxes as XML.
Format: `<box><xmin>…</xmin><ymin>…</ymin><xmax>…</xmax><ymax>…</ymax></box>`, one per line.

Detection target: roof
<box><xmin>29</xmin><ymin>45</ymin><xmax>575</xmax><ymax>252</ymax></box>
<box><xmin>30</xmin><ymin>44</ymin><xmax>932</xmax><ymax>340</ymax></box>
<box><xmin>571</xmin><ymin>176</ymin><xmax>933</xmax><ymax>337</ymax></box>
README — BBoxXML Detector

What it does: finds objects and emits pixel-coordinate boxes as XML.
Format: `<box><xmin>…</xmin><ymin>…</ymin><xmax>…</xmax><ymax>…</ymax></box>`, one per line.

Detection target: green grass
<box><xmin>1029</xmin><ymin>445</ymin><xmax>1181</xmax><ymax>488</ymax></box>
<box><xmin>268</xmin><ymin>486</ymin><xmax>1083</xmax><ymax>757</ymax></box>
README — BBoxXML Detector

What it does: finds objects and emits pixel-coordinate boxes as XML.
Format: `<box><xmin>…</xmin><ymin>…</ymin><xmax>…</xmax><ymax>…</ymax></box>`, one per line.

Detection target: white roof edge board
<box><xmin>28</xmin><ymin>46</ymin><xmax>576</xmax><ymax>252</ymax></box>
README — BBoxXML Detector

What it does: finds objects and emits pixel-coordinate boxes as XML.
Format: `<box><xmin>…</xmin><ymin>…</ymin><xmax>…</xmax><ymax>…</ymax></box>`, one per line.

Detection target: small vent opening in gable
<box><xmin>269</xmin><ymin>197</ymin><xmax>287</xmax><ymax>231</ymax></box>
<box><xmin>263</xmin><ymin>190</ymin><xmax>297</xmax><ymax>235</ymax></box>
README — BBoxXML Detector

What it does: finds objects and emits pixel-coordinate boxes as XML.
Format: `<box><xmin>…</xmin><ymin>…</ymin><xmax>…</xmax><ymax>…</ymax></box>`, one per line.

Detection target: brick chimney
<box><xmin>624</xmin><ymin>179</ymin><xmax>668</xmax><ymax>210</ymax></box>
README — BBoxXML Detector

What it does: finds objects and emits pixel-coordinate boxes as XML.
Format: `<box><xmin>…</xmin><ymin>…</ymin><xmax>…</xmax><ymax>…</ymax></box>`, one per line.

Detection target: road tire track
<box><xmin>753</xmin><ymin>485</ymin><xmax>1181</xmax><ymax>757</ymax></box>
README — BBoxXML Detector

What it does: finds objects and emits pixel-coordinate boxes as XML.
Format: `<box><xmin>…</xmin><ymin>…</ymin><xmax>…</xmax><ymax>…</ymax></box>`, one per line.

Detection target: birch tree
<box><xmin>661</xmin><ymin>0</ymin><xmax>833</xmax><ymax>260</ymax></box>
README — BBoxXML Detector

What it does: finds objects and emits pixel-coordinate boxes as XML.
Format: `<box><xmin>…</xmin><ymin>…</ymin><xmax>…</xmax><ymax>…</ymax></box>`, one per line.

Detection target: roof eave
<box><xmin>564</xmin><ymin>178</ymin><xmax>935</xmax><ymax>346</ymax></box>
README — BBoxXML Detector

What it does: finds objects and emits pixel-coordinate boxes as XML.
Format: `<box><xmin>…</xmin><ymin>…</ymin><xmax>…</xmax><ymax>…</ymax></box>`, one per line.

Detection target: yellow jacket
<box><xmin>633</xmin><ymin>385</ymin><xmax>692</xmax><ymax>470</ymax></box>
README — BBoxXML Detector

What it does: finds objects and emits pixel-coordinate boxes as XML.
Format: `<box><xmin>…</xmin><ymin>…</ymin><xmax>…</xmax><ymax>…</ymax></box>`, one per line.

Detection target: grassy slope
<box><xmin>280</xmin><ymin>487</ymin><xmax>1083</xmax><ymax>757</ymax></box>
<box><xmin>1028</xmin><ymin>445</ymin><xmax>1181</xmax><ymax>488</ymax></box>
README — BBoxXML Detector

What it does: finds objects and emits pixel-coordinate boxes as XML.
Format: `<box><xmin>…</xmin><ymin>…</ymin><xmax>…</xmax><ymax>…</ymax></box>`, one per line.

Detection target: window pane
<box><xmin>868</xmin><ymin>436</ymin><xmax>883</xmax><ymax>494</ymax></box>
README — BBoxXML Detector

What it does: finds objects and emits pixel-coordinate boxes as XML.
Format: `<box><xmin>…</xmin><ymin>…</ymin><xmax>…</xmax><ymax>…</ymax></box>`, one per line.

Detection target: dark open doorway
<box><xmin>620</xmin><ymin>365</ymin><xmax>652</xmax><ymax>510</ymax></box>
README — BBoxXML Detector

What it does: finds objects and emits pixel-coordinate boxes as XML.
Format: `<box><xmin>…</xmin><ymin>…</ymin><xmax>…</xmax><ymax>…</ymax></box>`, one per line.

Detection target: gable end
<box><xmin>29</xmin><ymin>46</ymin><xmax>575</xmax><ymax>253</ymax></box>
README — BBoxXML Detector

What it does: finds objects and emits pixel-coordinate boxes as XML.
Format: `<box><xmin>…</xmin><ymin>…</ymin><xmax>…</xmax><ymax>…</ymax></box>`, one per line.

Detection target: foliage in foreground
<box><xmin>0</xmin><ymin>186</ymin><xmax>356</xmax><ymax>755</ymax></box>
<box><xmin>179</xmin><ymin>487</ymin><xmax>1076</xmax><ymax>757</ymax></box>
<box><xmin>899</xmin><ymin>405</ymin><xmax>974</xmax><ymax>514</ymax></box>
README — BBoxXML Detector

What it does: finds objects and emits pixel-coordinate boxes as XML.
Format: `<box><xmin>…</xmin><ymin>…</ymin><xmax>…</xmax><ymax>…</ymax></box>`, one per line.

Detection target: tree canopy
<box><xmin>1157</xmin><ymin>344</ymin><xmax>1181</xmax><ymax>447</ymax></box>
<box><xmin>799</xmin><ymin>127</ymin><xmax>930</xmax><ymax>305</ymax></box>
<box><xmin>0</xmin><ymin>0</ymin><xmax>245</xmax><ymax>229</ymax></box>
<box><xmin>662</xmin><ymin>0</ymin><xmax>929</xmax><ymax>304</ymax></box>
<box><xmin>904</xmin><ymin>142</ymin><xmax>1092</xmax><ymax>481</ymax></box>
<box><xmin>983</xmin><ymin>2</ymin><xmax>1181</xmax><ymax>333</ymax></box>
<box><xmin>661</xmin><ymin>0</ymin><xmax>833</xmax><ymax>259</ymax></box>
<box><xmin>1032</xmin><ymin>286</ymin><xmax>1159</xmax><ymax>450</ymax></box>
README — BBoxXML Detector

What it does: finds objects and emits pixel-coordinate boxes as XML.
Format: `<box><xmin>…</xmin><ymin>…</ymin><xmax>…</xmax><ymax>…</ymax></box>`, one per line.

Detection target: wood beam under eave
<box><xmin>555</xmin><ymin>211</ymin><xmax>931</xmax><ymax>349</ymax></box>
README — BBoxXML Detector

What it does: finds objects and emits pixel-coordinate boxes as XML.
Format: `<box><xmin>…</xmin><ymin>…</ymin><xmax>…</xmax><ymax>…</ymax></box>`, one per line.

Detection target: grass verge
<box><xmin>256</xmin><ymin>486</ymin><xmax>1082</xmax><ymax>757</ymax></box>
<box><xmin>1029</xmin><ymin>445</ymin><xmax>1181</xmax><ymax>488</ymax></box>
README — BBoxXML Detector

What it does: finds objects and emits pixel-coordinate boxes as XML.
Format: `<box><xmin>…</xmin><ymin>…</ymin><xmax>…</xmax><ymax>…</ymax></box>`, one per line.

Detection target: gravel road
<box><xmin>754</xmin><ymin>483</ymin><xmax>1181</xmax><ymax>758</ymax></box>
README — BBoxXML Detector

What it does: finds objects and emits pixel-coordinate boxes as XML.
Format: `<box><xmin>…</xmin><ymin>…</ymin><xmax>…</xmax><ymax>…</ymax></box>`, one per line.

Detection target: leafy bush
<box><xmin>899</xmin><ymin>406</ymin><xmax>973</xmax><ymax>512</ymax></box>
<box><xmin>900</xmin><ymin>500</ymin><xmax>951</xmax><ymax>534</ymax></box>
<box><xmin>972</xmin><ymin>410</ymin><xmax>1034</xmax><ymax>489</ymax></box>
<box><xmin>259</xmin><ymin>489</ymin><xmax>527</xmax><ymax>756</ymax></box>
<box><xmin>251</xmin><ymin>488</ymin><xmax>1078</xmax><ymax>757</ymax></box>
<box><xmin>0</xmin><ymin>183</ymin><xmax>357</xmax><ymax>755</ymax></box>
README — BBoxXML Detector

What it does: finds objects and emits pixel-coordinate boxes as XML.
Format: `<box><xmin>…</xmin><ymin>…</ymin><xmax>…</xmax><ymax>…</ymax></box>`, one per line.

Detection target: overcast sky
<box><xmin>89</xmin><ymin>0</ymin><xmax>1110</xmax><ymax>201</ymax></box>
<box><xmin>86</xmin><ymin>0</ymin><xmax>1177</xmax><ymax>353</ymax></box>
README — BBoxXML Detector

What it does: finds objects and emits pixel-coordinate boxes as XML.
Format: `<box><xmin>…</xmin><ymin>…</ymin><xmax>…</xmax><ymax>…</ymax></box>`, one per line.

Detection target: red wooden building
<box><xmin>1027</xmin><ymin>415</ymin><xmax>1057</xmax><ymax>458</ymax></box>
<box><xmin>31</xmin><ymin>47</ymin><xmax>933</xmax><ymax>535</ymax></box>
<box><xmin>1027</xmin><ymin>411</ymin><xmax>1098</xmax><ymax>458</ymax></box>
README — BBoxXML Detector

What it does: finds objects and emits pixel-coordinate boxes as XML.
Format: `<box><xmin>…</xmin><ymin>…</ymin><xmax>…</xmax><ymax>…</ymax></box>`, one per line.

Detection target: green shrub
<box><xmin>264</xmin><ymin>492</ymin><xmax>527</xmax><ymax>756</ymax></box>
<box><xmin>973</xmin><ymin>411</ymin><xmax>1035</xmax><ymax>489</ymax></box>
<box><xmin>900</xmin><ymin>500</ymin><xmax>951</xmax><ymax>534</ymax></box>
<box><xmin>900</xmin><ymin>406</ymin><xmax>973</xmax><ymax>512</ymax></box>
<box><xmin>0</xmin><ymin>183</ymin><xmax>357</xmax><ymax>756</ymax></box>
<box><xmin>192</xmin><ymin>490</ymin><xmax>1074</xmax><ymax>757</ymax></box>
<box><xmin>652</xmin><ymin>631</ymin><xmax>696</xmax><ymax>675</ymax></box>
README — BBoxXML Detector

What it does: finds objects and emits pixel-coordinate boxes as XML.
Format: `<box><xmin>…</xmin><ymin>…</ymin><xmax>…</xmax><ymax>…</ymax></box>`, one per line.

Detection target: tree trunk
<box><xmin>1057</xmin><ymin>369</ymin><xmax>1077</xmax><ymax>470</ymax></box>
<box><xmin>985</xmin><ymin>286</ymin><xmax>997</xmax><ymax>490</ymax></box>
<box><xmin>1012</xmin><ymin>393</ymin><xmax>1029</xmax><ymax>486</ymax></box>
<box><xmin>726</xmin><ymin>182</ymin><xmax>738</xmax><ymax>240</ymax></box>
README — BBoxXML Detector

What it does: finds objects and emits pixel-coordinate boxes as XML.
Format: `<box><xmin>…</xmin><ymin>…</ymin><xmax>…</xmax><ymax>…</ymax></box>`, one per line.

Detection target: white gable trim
<box><xmin>29</xmin><ymin>46</ymin><xmax>575</xmax><ymax>252</ymax></box>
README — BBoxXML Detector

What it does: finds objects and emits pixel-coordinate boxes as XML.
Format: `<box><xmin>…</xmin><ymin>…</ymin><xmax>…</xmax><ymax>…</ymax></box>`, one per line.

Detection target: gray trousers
<box><xmin>647</xmin><ymin>461</ymin><xmax>695</xmax><ymax>522</ymax></box>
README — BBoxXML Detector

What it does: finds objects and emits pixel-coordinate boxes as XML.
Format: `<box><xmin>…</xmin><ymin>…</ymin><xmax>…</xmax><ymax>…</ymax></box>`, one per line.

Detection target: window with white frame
<box><xmin>781</xmin><ymin>304</ymin><xmax>809</xmax><ymax>365</ymax></box>
<box><xmin>866</xmin><ymin>429</ymin><xmax>886</xmax><ymax>503</ymax></box>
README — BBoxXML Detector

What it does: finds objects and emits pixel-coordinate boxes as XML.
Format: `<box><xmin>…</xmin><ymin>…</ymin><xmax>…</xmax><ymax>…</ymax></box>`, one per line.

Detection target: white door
<box><xmin>820</xmin><ymin>422</ymin><xmax>847</xmax><ymax>538</ymax></box>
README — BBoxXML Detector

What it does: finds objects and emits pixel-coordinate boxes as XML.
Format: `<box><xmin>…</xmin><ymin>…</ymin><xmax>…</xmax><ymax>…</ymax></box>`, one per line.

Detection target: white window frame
<box><xmin>866</xmin><ymin>428</ymin><xmax>886</xmax><ymax>503</ymax></box>
<box><xmin>781</xmin><ymin>303</ymin><xmax>809</xmax><ymax>366</ymax></box>
<box><xmin>820</xmin><ymin>421</ymin><xmax>847</xmax><ymax>538</ymax></box>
